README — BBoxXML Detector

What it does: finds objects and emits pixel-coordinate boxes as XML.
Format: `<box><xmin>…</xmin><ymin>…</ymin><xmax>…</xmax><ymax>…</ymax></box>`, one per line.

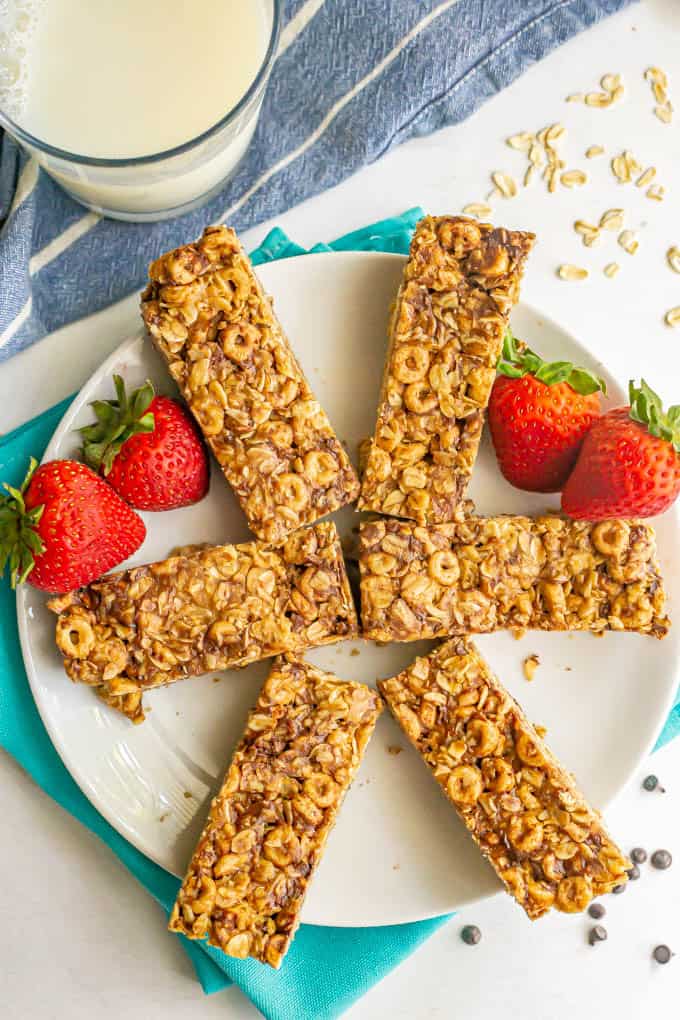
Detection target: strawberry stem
<box><xmin>79</xmin><ymin>375</ymin><xmax>156</xmax><ymax>475</ymax></box>
<box><xmin>498</xmin><ymin>330</ymin><xmax>607</xmax><ymax>397</ymax></box>
<box><xmin>629</xmin><ymin>379</ymin><xmax>680</xmax><ymax>453</ymax></box>
<box><xmin>0</xmin><ymin>457</ymin><xmax>46</xmax><ymax>588</ymax></box>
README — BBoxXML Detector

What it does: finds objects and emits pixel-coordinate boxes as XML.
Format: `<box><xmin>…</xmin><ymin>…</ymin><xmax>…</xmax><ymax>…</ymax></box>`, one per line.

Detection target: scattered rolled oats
<box><xmin>636</xmin><ymin>167</ymin><xmax>657</xmax><ymax>189</ymax></box>
<box><xmin>646</xmin><ymin>185</ymin><xmax>665</xmax><ymax>202</ymax></box>
<box><xmin>462</xmin><ymin>203</ymin><xmax>493</xmax><ymax>219</ymax></box>
<box><xmin>599</xmin><ymin>208</ymin><xmax>624</xmax><ymax>231</ymax></box>
<box><xmin>611</xmin><ymin>153</ymin><xmax>630</xmax><ymax>183</ymax></box>
<box><xmin>523</xmin><ymin>654</ymin><xmax>540</xmax><ymax>682</ymax></box>
<box><xmin>585</xmin><ymin>92</ymin><xmax>614</xmax><ymax>109</ymax></box>
<box><xmin>574</xmin><ymin>221</ymin><xmax>601</xmax><ymax>247</ymax></box>
<box><xmin>379</xmin><ymin>639</ymin><xmax>631</xmax><ymax>920</ymax></box>
<box><xmin>645</xmin><ymin>67</ymin><xmax>668</xmax><ymax>90</ymax></box>
<box><xmin>566</xmin><ymin>93</ymin><xmax>585</xmax><ymax>103</ymax></box>
<box><xmin>506</xmin><ymin>132</ymin><xmax>535</xmax><ymax>151</ymax></box>
<box><xmin>558</xmin><ymin>264</ymin><xmax>589</xmax><ymax>281</ymax></box>
<box><xmin>618</xmin><ymin>230</ymin><xmax>639</xmax><ymax>255</ymax></box>
<box><xmin>524</xmin><ymin>165</ymin><xmax>536</xmax><ymax>188</ymax></box>
<box><xmin>666</xmin><ymin>247</ymin><xmax>680</xmax><ymax>274</ymax></box>
<box><xmin>646</xmin><ymin>67</ymin><xmax>673</xmax><ymax>123</ymax></box>
<box><xmin>492</xmin><ymin>172</ymin><xmax>518</xmax><ymax>198</ymax></box>
<box><xmin>601</xmin><ymin>73</ymin><xmax>622</xmax><ymax>93</ymax></box>
<box><xmin>561</xmin><ymin>170</ymin><xmax>588</xmax><ymax>188</ymax></box>
<box><xmin>586</xmin><ymin>145</ymin><xmax>605</xmax><ymax>159</ymax></box>
<box><xmin>665</xmin><ymin>307</ymin><xmax>680</xmax><ymax>328</ymax></box>
<box><xmin>604</xmin><ymin>263</ymin><xmax>620</xmax><ymax>279</ymax></box>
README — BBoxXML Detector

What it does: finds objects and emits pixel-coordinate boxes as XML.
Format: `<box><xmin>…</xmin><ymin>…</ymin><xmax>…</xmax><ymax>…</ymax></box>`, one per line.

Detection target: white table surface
<box><xmin>2</xmin><ymin>2</ymin><xmax>679</xmax><ymax>1017</ymax></box>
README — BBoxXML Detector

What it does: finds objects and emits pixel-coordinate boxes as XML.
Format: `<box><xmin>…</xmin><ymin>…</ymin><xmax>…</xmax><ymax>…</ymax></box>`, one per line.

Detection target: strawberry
<box><xmin>562</xmin><ymin>380</ymin><xmax>680</xmax><ymax>520</ymax></box>
<box><xmin>0</xmin><ymin>458</ymin><xmax>146</xmax><ymax>592</ymax></box>
<box><xmin>79</xmin><ymin>375</ymin><xmax>209</xmax><ymax>511</ymax></box>
<box><xmin>488</xmin><ymin>331</ymin><xmax>606</xmax><ymax>492</ymax></box>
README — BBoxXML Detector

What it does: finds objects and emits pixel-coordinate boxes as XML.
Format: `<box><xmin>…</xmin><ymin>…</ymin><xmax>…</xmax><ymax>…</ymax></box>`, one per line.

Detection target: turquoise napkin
<box><xmin>1</xmin><ymin>209</ymin><xmax>678</xmax><ymax>1020</ymax></box>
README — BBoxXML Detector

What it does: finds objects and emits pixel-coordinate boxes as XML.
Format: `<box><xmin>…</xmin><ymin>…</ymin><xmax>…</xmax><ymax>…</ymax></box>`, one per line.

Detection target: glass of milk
<box><xmin>0</xmin><ymin>0</ymin><xmax>281</xmax><ymax>221</ymax></box>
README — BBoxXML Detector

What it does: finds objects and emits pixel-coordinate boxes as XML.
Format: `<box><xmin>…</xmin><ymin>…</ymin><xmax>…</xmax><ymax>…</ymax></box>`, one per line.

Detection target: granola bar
<box><xmin>141</xmin><ymin>225</ymin><xmax>360</xmax><ymax>545</ymax></box>
<box><xmin>360</xmin><ymin>515</ymin><xmax>669</xmax><ymax>641</ymax></box>
<box><xmin>358</xmin><ymin>216</ymin><xmax>534</xmax><ymax>523</ymax></box>
<box><xmin>49</xmin><ymin>522</ymin><xmax>358</xmax><ymax>720</ymax></box>
<box><xmin>169</xmin><ymin>656</ymin><xmax>382</xmax><ymax>967</ymax></box>
<box><xmin>379</xmin><ymin>639</ymin><xmax>630</xmax><ymax>919</ymax></box>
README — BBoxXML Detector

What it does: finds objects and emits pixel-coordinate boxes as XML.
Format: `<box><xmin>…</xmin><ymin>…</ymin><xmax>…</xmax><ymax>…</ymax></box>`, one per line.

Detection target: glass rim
<box><xmin>0</xmin><ymin>0</ymin><xmax>281</xmax><ymax>168</ymax></box>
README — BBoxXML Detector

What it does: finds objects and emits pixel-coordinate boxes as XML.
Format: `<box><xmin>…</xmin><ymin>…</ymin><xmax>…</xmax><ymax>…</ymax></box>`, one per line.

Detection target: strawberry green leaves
<box><xmin>0</xmin><ymin>457</ymin><xmax>46</xmax><ymax>587</ymax></box>
<box><xmin>629</xmin><ymin>379</ymin><xmax>680</xmax><ymax>453</ymax></box>
<box><xmin>498</xmin><ymin>330</ymin><xmax>607</xmax><ymax>396</ymax></box>
<box><xmin>79</xmin><ymin>375</ymin><xmax>156</xmax><ymax>475</ymax></box>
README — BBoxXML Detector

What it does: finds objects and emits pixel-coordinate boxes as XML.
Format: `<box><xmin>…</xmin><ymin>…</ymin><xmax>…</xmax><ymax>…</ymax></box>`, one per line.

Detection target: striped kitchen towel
<box><xmin>0</xmin><ymin>0</ymin><xmax>634</xmax><ymax>359</ymax></box>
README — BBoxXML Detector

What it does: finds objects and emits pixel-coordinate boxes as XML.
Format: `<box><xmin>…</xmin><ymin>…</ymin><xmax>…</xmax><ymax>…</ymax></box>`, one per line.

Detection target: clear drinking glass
<box><xmin>0</xmin><ymin>0</ymin><xmax>281</xmax><ymax>222</ymax></box>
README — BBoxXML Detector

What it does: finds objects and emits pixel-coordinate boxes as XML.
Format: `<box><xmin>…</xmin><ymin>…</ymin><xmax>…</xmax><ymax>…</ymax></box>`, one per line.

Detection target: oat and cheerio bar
<box><xmin>358</xmin><ymin>215</ymin><xmax>534</xmax><ymax>524</ymax></box>
<box><xmin>169</xmin><ymin>656</ymin><xmax>382</xmax><ymax>967</ymax></box>
<box><xmin>48</xmin><ymin>522</ymin><xmax>358</xmax><ymax>722</ymax></box>
<box><xmin>360</xmin><ymin>515</ymin><xmax>669</xmax><ymax>641</ymax></box>
<box><xmin>379</xmin><ymin>639</ymin><xmax>630</xmax><ymax>919</ymax></box>
<box><xmin>141</xmin><ymin>225</ymin><xmax>360</xmax><ymax>545</ymax></box>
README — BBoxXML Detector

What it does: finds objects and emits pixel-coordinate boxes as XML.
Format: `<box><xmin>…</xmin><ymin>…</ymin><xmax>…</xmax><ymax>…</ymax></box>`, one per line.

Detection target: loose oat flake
<box><xmin>667</xmin><ymin>247</ymin><xmax>680</xmax><ymax>274</ymax></box>
<box><xmin>574</xmin><ymin>220</ymin><xmax>600</xmax><ymax>247</ymax></box>
<box><xmin>618</xmin><ymin>230</ymin><xmax>639</xmax><ymax>255</ymax></box>
<box><xmin>506</xmin><ymin>132</ymin><xmax>534</xmax><ymax>151</ymax></box>
<box><xmin>561</xmin><ymin>170</ymin><xmax>588</xmax><ymax>188</ymax></box>
<box><xmin>586</xmin><ymin>145</ymin><xmax>605</xmax><ymax>159</ymax></box>
<box><xmin>491</xmin><ymin>172</ymin><xmax>518</xmax><ymax>198</ymax></box>
<box><xmin>599</xmin><ymin>208</ymin><xmax>624</xmax><ymax>231</ymax></box>
<box><xmin>665</xmin><ymin>307</ymin><xmax>680</xmax><ymax>328</ymax></box>
<box><xmin>646</xmin><ymin>185</ymin><xmax>665</xmax><ymax>201</ymax></box>
<box><xmin>462</xmin><ymin>203</ymin><xmax>492</xmax><ymax>219</ymax></box>
<box><xmin>636</xmin><ymin>167</ymin><xmax>656</xmax><ymax>189</ymax></box>
<box><xmin>604</xmin><ymin>263</ymin><xmax>620</xmax><ymax>279</ymax></box>
<box><xmin>558</xmin><ymin>264</ymin><xmax>589</xmax><ymax>281</ymax></box>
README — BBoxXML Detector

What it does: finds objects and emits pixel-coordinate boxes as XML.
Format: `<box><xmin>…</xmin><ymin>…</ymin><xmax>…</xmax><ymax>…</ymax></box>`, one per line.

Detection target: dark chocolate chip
<box><xmin>588</xmin><ymin>902</ymin><xmax>606</xmax><ymax>920</ymax></box>
<box><xmin>651</xmin><ymin>849</ymin><xmax>672</xmax><ymax>871</ymax></box>
<box><xmin>643</xmin><ymin>775</ymin><xmax>659</xmax><ymax>791</ymax></box>
<box><xmin>612</xmin><ymin>883</ymin><xmax>626</xmax><ymax>894</ymax></box>
<box><xmin>627</xmin><ymin>865</ymin><xmax>641</xmax><ymax>881</ymax></box>
<box><xmin>631</xmin><ymin>847</ymin><xmax>647</xmax><ymax>864</ymax></box>
<box><xmin>653</xmin><ymin>945</ymin><xmax>673</xmax><ymax>964</ymax></box>
<box><xmin>588</xmin><ymin>925</ymin><xmax>608</xmax><ymax>945</ymax></box>
<box><xmin>460</xmin><ymin>925</ymin><xmax>481</xmax><ymax>946</ymax></box>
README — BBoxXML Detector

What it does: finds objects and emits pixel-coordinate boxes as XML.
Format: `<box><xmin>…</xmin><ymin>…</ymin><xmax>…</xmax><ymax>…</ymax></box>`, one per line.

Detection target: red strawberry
<box><xmin>488</xmin><ymin>331</ymin><xmax>605</xmax><ymax>492</ymax></box>
<box><xmin>562</xmin><ymin>380</ymin><xmax>680</xmax><ymax>520</ymax></box>
<box><xmin>0</xmin><ymin>458</ymin><xmax>146</xmax><ymax>592</ymax></box>
<box><xmin>79</xmin><ymin>375</ymin><xmax>209</xmax><ymax>511</ymax></box>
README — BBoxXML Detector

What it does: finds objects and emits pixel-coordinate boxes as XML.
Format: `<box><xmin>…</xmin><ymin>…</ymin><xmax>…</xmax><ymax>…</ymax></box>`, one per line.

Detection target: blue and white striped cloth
<box><xmin>0</xmin><ymin>0</ymin><xmax>634</xmax><ymax>361</ymax></box>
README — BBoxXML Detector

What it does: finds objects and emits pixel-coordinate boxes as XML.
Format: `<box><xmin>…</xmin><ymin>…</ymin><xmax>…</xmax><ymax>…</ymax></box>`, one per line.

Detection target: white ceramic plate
<box><xmin>18</xmin><ymin>251</ymin><xmax>680</xmax><ymax>927</ymax></box>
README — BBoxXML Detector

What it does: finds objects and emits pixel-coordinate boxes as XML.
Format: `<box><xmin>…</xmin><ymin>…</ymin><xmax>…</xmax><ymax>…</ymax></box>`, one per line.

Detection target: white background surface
<box><xmin>1</xmin><ymin>0</ymin><xmax>680</xmax><ymax>1017</ymax></box>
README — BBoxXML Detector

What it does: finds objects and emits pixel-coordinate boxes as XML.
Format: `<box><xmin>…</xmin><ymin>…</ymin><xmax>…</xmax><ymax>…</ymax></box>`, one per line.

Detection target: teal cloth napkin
<box><xmin>1</xmin><ymin>209</ymin><xmax>678</xmax><ymax>1020</ymax></box>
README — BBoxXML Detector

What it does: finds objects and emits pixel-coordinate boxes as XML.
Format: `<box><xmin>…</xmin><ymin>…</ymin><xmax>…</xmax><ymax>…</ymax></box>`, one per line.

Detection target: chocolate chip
<box><xmin>627</xmin><ymin>865</ymin><xmax>641</xmax><ymax>881</ymax></box>
<box><xmin>588</xmin><ymin>925</ymin><xmax>608</xmax><ymax>945</ymax></box>
<box><xmin>642</xmin><ymin>774</ymin><xmax>665</xmax><ymax>792</ymax></box>
<box><xmin>588</xmin><ymin>902</ymin><xmax>606</xmax><ymax>919</ymax></box>
<box><xmin>651</xmin><ymin>849</ymin><xmax>672</xmax><ymax>871</ymax></box>
<box><xmin>612</xmin><ymin>883</ymin><xmax>626</xmax><ymax>894</ymax></box>
<box><xmin>631</xmin><ymin>847</ymin><xmax>647</xmax><ymax>864</ymax></box>
<box><xmin>653</xmin><ymin>945</ymin><xmax>673</xmax><ymax>964</ymax></box>
<box><xmin>460</xmin><ymin>925</ymin><xmax>481</xmax><ymax>946</ymax></box>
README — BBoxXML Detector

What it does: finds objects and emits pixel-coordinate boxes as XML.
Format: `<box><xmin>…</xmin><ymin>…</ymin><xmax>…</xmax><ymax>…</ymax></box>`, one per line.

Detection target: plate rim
<box><xmin>17</xmin><ymin>248</ymin><xmax>680</xmax><ymax>926</ymax></box>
